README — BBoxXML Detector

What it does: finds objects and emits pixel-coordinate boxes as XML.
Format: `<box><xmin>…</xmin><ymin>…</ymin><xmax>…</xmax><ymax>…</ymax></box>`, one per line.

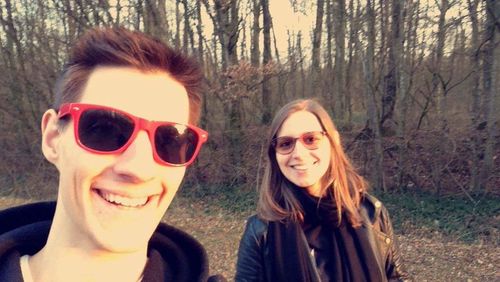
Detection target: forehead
<box><xmin>78</xmin><ymin>66</ymin><xmax>189</xmax><ymax>123</ymax></box>
<box><xmin>277</xmin><ymin>111</ymin><xmax>323</xmax><ymax>137</ymax></box>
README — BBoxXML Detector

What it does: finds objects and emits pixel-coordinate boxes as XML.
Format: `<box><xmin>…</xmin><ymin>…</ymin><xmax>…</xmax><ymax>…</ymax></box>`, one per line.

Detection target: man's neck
<box><xmin>28</xmin><ymin>242</ymin><xmax>148</xmax><ymax>282</ymax></box>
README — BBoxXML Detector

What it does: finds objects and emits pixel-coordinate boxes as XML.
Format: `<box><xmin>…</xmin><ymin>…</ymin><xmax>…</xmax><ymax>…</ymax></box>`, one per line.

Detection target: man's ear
<box><xmin>41</xmin><ymin>109</ymin><xmax>62</xmax><ymax>165</ymax></box>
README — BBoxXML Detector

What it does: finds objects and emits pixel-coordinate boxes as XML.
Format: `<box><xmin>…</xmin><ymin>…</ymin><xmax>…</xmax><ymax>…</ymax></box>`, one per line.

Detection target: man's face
<box><xmin>43</xmin><ymin>66</ymin><xmax>190</xmax><ymax>253</ymax></box>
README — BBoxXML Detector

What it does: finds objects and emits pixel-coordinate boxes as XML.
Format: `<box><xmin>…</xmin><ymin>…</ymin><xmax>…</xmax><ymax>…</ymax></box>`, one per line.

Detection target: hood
<box><xmin>0</xmin><ymin>201</ymin><xmax>212</xmax><ymax>282</ymax></box>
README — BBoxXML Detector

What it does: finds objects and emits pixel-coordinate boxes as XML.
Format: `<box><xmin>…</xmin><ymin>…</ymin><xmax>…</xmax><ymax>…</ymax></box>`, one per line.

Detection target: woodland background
<box><xmin>1</xmin><ymin>0</ymin><xmax>498</xmax><ymax>199</ymax></box>
<box><xmin>0</xmin><ymin>0</ymin><xmax>499</xmax><ymax>279</ymax></box>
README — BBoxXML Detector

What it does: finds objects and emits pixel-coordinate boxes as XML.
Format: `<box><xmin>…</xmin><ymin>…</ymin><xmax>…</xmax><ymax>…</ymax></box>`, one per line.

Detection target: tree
<box><xmin>481</xmin><ymin>0</ymin><xmax>499</xmax><ymax>192</ymax></box>
<box><xmin>362</xmin><ymin>0</ymin><xmax>386</xmax><ymax>191</ymax></box>
<box><xmin>333</xmin><ymin>0</ymin><xmax>346</xmax><ymax>120</ymax></box>
<box><xmin>467</xmin><ymin>0</ymin><xmax>482</xmax><ymax>192</ymax></box>
<box><xmin>261</xmin><ymin>0</ymin><xmax>272</xmax><ymax>124</ymax></box>
<box><xmin>251</xmin><ymin>0</ymin><xmax>261</xmax><ymax>67</ymax></box>
<box><xmin>311</xmin><ymin>0</ymin><xmax>325</xmax><ymax>96</ymax></box>
<box><xmin>381</xmin><ymin>0</ymin><xmax>404</xmax><ymax>135</ymax></box>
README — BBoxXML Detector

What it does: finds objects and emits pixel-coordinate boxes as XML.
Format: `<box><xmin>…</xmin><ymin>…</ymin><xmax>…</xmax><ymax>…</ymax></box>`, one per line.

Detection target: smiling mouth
<box><xmin>96</xmin><ymin>189</ymin><xmax>149</xmax><ymax>208</ymax></box>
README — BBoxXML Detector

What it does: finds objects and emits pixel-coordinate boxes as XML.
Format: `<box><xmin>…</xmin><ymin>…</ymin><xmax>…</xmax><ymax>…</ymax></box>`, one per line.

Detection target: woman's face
<box><xmin>275</xmin><ymin>111</ymin><xmax>331</xmax><ymax>197</ymax></box>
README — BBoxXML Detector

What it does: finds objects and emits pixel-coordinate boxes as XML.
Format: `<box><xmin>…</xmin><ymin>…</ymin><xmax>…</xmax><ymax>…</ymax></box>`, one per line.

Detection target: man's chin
<box><xmin>95</xmin><ymin>235</ymin><xmax>150</xmax><ymax>254</ymax></box>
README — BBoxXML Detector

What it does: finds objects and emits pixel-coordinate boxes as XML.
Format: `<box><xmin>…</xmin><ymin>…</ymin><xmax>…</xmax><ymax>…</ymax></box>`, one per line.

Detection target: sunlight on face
<box><xmin>52</xmin><ymin>67</ymin><xmax>190</xmax><ymax>252</ymax></box>
<box><xmin>275</xmin><ymin>111</ymin><xmax>331</xmax><ymax>197</ymax></box>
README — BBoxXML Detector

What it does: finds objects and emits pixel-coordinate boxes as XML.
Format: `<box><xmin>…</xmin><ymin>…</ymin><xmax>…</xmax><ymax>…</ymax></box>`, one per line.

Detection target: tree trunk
<box><xmin>382</xmin><ymin>0</ymin><xmax>404</xmax><ymax>135</ymax></box>
<box><xmin>311</xmin><ymin>0</ymin><xmax>325</xmax><ymax>96</ymax></box>
<box><xmin>434</xmin><ymin>0</ymin><xmax>449</xmax><ymax>131</ymax></box>
<box><xmin>467</xmin><ymin>0</ymin><xmax>482</xmax><ymax>192</ymax></box>
<box><xmin>363</xmin><ymin>0</ymin><xmax>386</xmax><ymax>192</ymax></box>
<box><xmin>333</xmin><ymin>0</ymin><xmax>346</xmax><ymax>120</ymax></box>
<box><xmin>481</xmin><ymin>0</ymin><xmax>499</xmax><ymax>192</ymax></box>
<box><xmin>251</xmin><ymin>0</ymin><xmax>261</xmax><ymax>67</ymax></box>
<box><xmin>143</xmin><ymin>0</ymin><xmax>168</xmax><ymax>42</ymax></box>
<box><xmin>297</xmin><ymin>31</ymin><xmax>306</xmax><ymax>97</ymax></box>
<box><xmin>196</xmin><ymin>0</ymin><xmax>204</xmax><ymax>68</ymax></box>
<box><xmin>261</xmin><ymin>0</ymin><xmax>272</xmax><ymax>124</ymax></box>
<box><xmin>175</xmin><ymin>0</ymin><xmax>181</xmax><ymax>49</ymax></box>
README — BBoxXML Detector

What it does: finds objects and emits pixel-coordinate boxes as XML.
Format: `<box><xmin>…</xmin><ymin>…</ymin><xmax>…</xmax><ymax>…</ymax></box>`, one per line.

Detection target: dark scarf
<box><xmin>268</xmin><ymin>187</ymin><xmax>385</xmax><ymax>282</ymax></box>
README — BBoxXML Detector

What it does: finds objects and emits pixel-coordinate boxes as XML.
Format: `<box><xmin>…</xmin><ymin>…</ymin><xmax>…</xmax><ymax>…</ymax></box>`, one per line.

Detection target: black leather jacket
<box><xmin>235</xmin><ymin>194</ymin><xmax>409</xmax><ymax>281</ymax></box>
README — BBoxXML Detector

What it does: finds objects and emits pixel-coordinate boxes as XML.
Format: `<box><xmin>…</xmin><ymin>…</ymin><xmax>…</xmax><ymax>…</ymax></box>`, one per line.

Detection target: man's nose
<box><xmin>112</xmin><ymin>131</ymin><xmax>157</xmax><ymax>182</ymax></box>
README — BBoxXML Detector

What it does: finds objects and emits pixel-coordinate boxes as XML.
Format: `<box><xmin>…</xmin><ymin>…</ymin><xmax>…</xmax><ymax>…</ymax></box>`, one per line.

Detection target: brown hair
<box><xmin>257</xmin><ymin>99</ymin><xmax>367</xmax><ymax>226</ymax></box>
<box><xmin>53</xmin><ymin>27</ymin><xmax>204</xmax><ymax>124</ymax></box>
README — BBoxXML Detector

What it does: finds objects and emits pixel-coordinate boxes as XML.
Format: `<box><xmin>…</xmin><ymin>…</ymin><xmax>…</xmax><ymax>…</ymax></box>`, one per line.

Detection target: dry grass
<box><xmin>1</xmin><ymin>196</ymin><xmax>498</xmax><ymax>281</ymax></box>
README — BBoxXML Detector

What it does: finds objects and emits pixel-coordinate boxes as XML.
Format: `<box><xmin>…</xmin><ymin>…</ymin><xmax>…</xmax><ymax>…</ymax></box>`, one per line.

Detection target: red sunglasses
<box><xmin>58</xmin><ymin>103</ymin><xmax>208</xmax><ymax>166</ymax></box>
<box><xmin>272</xmin><ymin>131</ymin><xmax>327</xmax><ymax>155</ymax></box>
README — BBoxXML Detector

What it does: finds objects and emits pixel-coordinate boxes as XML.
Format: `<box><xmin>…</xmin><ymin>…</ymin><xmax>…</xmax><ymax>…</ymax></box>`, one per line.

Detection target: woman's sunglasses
<box><xmin>272</xmin><ymin>131</ymin><xmax>327</xmax><ymax>155</ymax></box>
<box><xmin>58</xmin><ymin>103</ymin><xmax>208</xmax><ymax>167</ymax></box>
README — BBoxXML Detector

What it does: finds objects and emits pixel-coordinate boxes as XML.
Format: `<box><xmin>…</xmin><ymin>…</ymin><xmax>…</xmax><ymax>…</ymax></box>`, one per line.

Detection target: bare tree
<box><xmin>202</xmin><ymin>0</ymin><xmax>240</xmax><ymax>70</ymax></box>
<box><xmin>333</xmin><ymin>0</ymin><xmax>346</xmax><ymax>120</ymax></box>
<box><xmin>381</xmin><ymin>0</ymin><xmax>404</xmax><ymax>135</ymax></box>
<box><xmin>481</xmin><ymin>0</ymin><xmax>499</xmax><ymax>192</ymax></box>
<box><xmin>251</xmin><ymin>0</ymin><xmax>261</xmax><ymax>67</ymax></box>
<box><xmin>143</xmin><ymin>0</ymin><xmax>169</xmax><ymax>42</ymax></box>
<box><xmin>467</xmin><ymin>0</ymin><xmax>482</xmax><ymax>192</ymax></box>
<box><xmin>261</xmin><ymin>0</ymin><xmax>272</xmax><ymax>123</ymax></box>
<box><xmin>362</xmin><ymin>0</ymin><xmax>386</xmax><ymax>191</ymax></box>
<box><xmin>311</xmin><ymin>0</ymin><xmax>325</xmax><ymax>96</ymax></box>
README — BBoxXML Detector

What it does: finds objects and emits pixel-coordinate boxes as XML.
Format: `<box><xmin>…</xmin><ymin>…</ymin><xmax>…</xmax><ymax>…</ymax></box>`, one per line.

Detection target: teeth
<box><xmin>99</xmin><ymin>191</ymin><xmax>148</xmax><ymax>207</ymax></box>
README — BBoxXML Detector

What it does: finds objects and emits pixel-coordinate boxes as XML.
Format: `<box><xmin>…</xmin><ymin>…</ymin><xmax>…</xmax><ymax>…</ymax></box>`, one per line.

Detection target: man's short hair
<box><xmin>53</xmin><ymin>27</ymin><xmax>203</xmax><ymax>124</ymax></box>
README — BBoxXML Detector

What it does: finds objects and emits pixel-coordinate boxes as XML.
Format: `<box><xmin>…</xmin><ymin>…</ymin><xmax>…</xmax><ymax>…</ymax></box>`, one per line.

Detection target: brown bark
<box><xmin>481</xmin><ymin>0</ymin><xmax>499</xmax><ymax>192</ymax></box>
<box><xmin>467</xmin><ymin>0</ymin><xmax>481</xmax><ymax>192</ymax></box>
<box><xmin>311</xmin><ymin>0</ymin><xmax>325</xmax><ymax>95</ymax></box>
<box><xmin>251</xmin><ymin>0</ymin><xmax>261</xmax><ymax>67</ymax></box>
<box><xmin>381</xmin><ymin>0</ymin><xmax>404</xmax><ymax>134</ymax></box>
<box><xmin>261</xmin><ymin>0</ymin><xmax>272</xmax><ymax>124</ymax></box>
<box><xmin>333</xmin><ymin>0</ymin><xmax>346</xmax><ymax>120</ymax></box>
<box><xmin>364</xmin><ymin>0</ymin><xmax>386</xmax><ymax>191</ymax></box>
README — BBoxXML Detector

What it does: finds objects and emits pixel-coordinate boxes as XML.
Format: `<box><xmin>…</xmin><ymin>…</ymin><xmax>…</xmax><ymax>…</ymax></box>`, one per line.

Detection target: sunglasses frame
<box><xmin>58</xmin><ymin>103</ymin><xmax>208</xmax><ymax>167</ymax></box>
<box><xmin>272</xmin><ymin>131</ymin><xmax>327</xmax><ymax>155</ymax></box>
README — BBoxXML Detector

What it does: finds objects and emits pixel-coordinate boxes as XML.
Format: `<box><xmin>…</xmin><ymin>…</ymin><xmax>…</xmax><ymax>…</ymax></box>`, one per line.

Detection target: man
<box><xmin>0</xmin><ymin>27</ymin><xmax>220</xmax><ymax>281</ymax></box>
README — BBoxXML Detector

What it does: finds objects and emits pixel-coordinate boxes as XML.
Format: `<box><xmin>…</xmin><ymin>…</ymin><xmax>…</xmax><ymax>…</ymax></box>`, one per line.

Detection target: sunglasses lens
<box><xmin>79</xmin><ymin>109</ymin><xmax>134</xmax><ymax>152</ymax></box>
<box><xmin>155</xmin><ymin>125</ymin><xmax>198</xmax><ymax>165</ymax></box>
<box><xmin>302</xmin><ymin>132</ymin><xmax>323</xmax><ymax>149</ymax></box>
<box><xmin>275</xmin><ymin>137</ymin><xmax>295</xmax><ymax>154</ymax></box>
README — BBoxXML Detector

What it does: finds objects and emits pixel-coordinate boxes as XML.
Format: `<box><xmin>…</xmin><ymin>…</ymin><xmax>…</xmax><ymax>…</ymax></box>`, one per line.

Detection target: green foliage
<box><xmin>375</xmin><ymin>190</ymin><xmax>499</xmax><ymax>244</ymax></box>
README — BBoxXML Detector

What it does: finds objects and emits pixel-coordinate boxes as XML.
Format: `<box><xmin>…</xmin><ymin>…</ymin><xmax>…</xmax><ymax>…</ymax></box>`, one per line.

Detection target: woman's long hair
<box><xmin>257</xmin><ymin>99</ymin><xmax>368</xmax><ymax>226</ymax></box>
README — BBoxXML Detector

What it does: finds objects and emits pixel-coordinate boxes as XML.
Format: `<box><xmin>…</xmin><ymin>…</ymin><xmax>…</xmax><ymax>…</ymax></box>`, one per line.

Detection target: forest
<box><xmin>0</xmin><ymin>0</ymin><xmax>499</xmax><ymax>279</ymax></box>
<box><xmin>1</xmin><ymin>0</ymin><xmax>498</xmax><ymax>199</ymax></box>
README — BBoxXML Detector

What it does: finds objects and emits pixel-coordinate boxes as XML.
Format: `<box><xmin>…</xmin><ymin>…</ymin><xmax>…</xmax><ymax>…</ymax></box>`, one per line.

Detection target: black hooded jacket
<box><xmin>0</xmin><ymin>201</ymin><xmax>221</xmax><ymax>282</ymax></box>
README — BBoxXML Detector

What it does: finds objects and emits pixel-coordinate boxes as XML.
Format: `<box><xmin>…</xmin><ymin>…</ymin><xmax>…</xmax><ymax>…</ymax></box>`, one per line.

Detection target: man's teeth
<box><xmin>100</xmin><ymin>191</ymin><xmax>148</xmax><ymax>207</ymax></box>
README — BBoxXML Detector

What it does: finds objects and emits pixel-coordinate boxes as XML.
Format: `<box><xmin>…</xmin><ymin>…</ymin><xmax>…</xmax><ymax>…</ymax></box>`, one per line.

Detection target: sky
<box><xmin>269</xmin><ymin>0</ymin><xmax>314</xmax><ymax>57</ymax></box>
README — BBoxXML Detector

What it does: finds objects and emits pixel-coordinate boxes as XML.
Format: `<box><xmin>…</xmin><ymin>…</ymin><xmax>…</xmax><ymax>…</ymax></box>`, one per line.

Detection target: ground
<box><xmin>1</xmin><ymin>196</ymin><xmax>498</xmax><ymax>281</ymax></box>
<box><xmin>163</xmin><ymin>197</ymin><xmax>499</xmax><ymax>281</ymax></box>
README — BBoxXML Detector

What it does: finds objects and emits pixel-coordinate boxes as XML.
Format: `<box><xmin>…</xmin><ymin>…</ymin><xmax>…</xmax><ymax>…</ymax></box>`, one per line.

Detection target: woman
<box><xmin>235</xmin><ymin>99</ymin><xmax>408</xmax><ymax>282</ymax></box>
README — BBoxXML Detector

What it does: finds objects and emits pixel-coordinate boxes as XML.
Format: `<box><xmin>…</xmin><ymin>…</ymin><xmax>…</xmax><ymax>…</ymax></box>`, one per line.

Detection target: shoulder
<box><xmin>148</xmin><ymin>222</ymin><xmax>210</xmax><ymax>281</ymax></box>
<box><xmin>152</xmin><ymin>222</ymin><xmax>208</xmax><ymax>257</ymax></box>
<box><xmin>0</xmin><ymin>251</ymin><xmax>23</xmax><ymax>282</ymax></box>
<box><xmin>246</xmin><ymin>215</ymin><xmax>268</xmax><ymax>231</ymax></box>
<box><xmin>360</xmin><ymin>193</ymin><xmax>383</xmax><ymax>216</ymax></box>
<box><xmin>360</xmin><ymin>194</ymin><xmax>391</xmax><ymax>225</ymax></box>
<box><xmin>0</xmin><ymin>201</ymin><xmax>55</xmax><ymax>235</ymax></box>
<box><xmin>242</xmin><ymin>215</ymin><xmax>269</xmax><ymax>242</ymax></box>
<box><xmin>359</xmin><ymin>193</ymin><xmax>395</xmax><ymax>235</ymax></box>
